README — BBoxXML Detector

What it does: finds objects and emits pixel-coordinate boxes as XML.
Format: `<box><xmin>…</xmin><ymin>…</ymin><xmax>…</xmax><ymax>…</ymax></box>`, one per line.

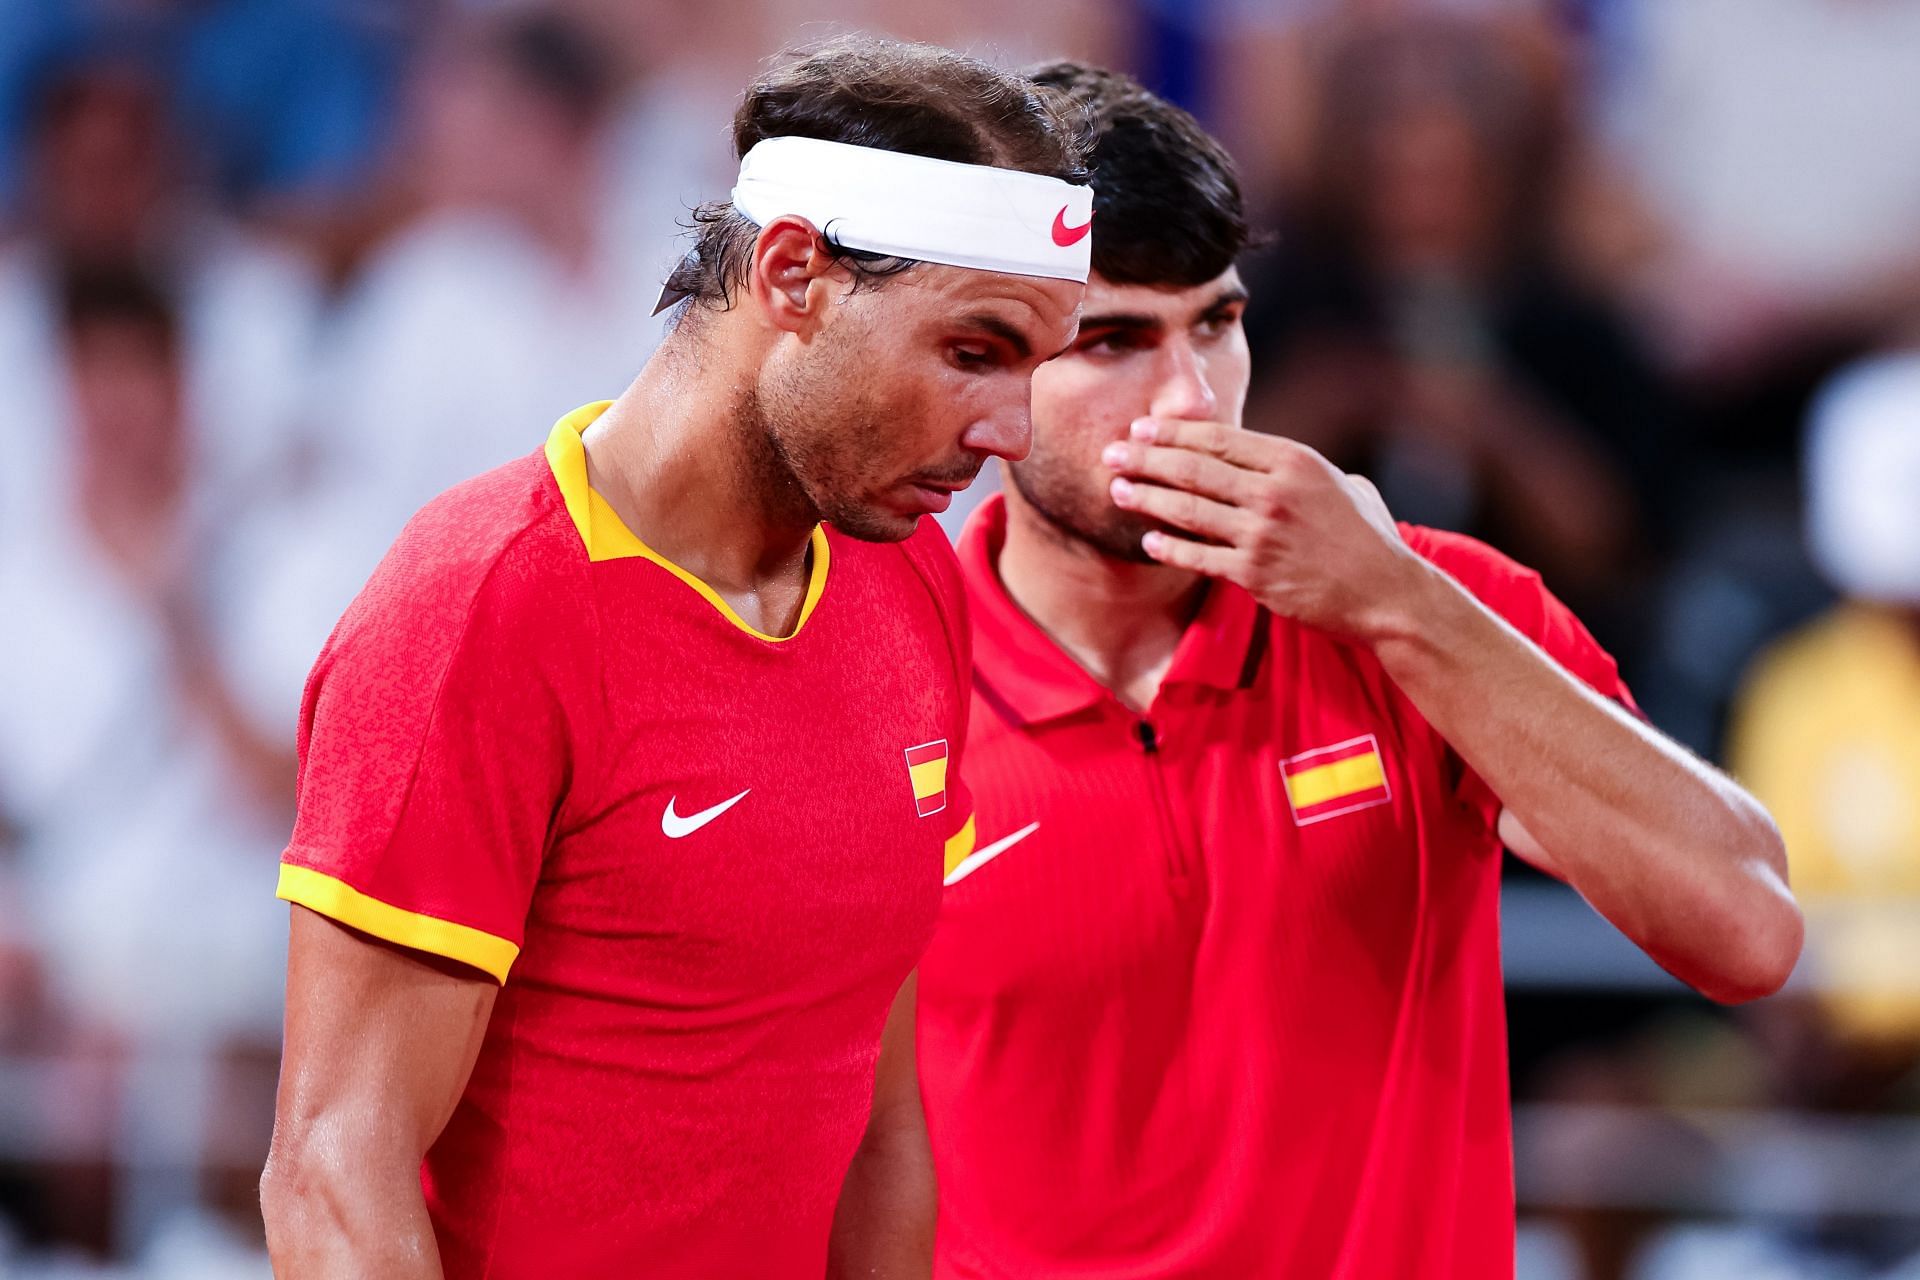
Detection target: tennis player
<box><xmin>914</xmin><ymin>62</ymin><xmax>1802</xmax><ymax>1278</ymax></box>
<box><xmin>259</xmin><ymin>39</ymin><xmax>1088</xmax><ymax>1279</ymax></box>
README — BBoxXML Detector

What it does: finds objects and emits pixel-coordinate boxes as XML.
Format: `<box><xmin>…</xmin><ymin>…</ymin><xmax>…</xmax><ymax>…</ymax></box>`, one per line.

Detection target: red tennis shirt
<box><xmin>916</xmin><ymin>494</ymin><xmax>1633</xmax><ymax>1279</ymax></box>
<box><xmin>278</xmin><ymin>402</ymin><xmax>977</xmax><ymax>1279</ymax></box>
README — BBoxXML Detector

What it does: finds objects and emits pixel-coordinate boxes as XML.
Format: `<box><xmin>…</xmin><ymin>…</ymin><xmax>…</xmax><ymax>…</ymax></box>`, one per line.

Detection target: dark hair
<box><xmin>665</xmin><ymin>36</ymin><xmax>1089</xmax><ymax>309</ymax></box>
<box><xmin>22</xmin><ymin>56</ymin><xmax>164</xmax><ymax>152</ymax></box>
<box><xmin>1300</xmin><ymin>16</ymin><xmax>1554</xmax><ymax>262</ymax></box>
<box><xmin>1023</xmin><ymin>60</ymin><xmax>1252</xmax><ymax>287</ymax></box>
<box><xmin>58</xmin><ymin>262</ymin><xmax>180</xmax><ymax>357</ymax></box>
<box><xmin>473</xmin><ymin>11</ymin><xmax>617</xmax><ymax>132</ymax></box>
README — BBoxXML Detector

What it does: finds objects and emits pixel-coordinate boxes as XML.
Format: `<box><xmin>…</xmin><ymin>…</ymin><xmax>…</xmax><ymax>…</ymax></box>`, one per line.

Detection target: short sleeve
<box><xmin>278</xmin><ymin>505</ymin><xmax>595</xmax><ymax>983</ymax></box>
<box><xmin>1402</xmin><ymin>525</ymin><xmax>1637</xmax><ymax>821</ymax></box>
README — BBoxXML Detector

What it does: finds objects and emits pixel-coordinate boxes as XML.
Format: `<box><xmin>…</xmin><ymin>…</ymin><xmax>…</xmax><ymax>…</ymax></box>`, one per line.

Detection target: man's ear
<box><xmin>748</xmin><ymin>215</ymin><xmax>840</xmax><ymax>337</ymax></box>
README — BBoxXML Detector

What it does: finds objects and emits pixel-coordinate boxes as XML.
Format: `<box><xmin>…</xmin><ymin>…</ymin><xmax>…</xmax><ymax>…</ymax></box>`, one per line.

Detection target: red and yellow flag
<box><xmin>1281</xmin><ymin>734</ymin><xmax>1391</xmax><ymax>825</ymax></box>
<box><xmin>905</xmin><ymin>739</ymin><xmax>950</xmax><ymax>817</ymax></box>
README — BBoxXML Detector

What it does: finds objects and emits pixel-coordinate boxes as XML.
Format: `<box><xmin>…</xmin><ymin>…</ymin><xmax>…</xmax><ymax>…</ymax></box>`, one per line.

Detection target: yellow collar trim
<box><xmin>544</xmin><ymin>402</ymin><xmax>831</xmax><ymax>644</ymax></box>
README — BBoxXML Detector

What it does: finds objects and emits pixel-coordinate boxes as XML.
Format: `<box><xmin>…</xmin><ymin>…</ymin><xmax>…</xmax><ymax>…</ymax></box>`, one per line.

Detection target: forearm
<box><xmin>1369</xmin><ymin>561</ymin><xmax>1799</xmax><ymax>1001</ymax></box>
<box><xmin>262</xmin><ymin>1150</ymin><xmax>442</xmax><ymax>1278</ymax></box>
<box><xmin>1104</xmin><ymin>417</ymin><xmax>1797</xmax><ymax>998</ymax></box>
<box><xmin>828</xmin><ymin>970</ymin><xmax>935</xmax><ymax>1280</ymax></box>
<box><xmin>261</xmin><ymin>1141</ymin><xmax>443</xmax><ymax>1279</ymax></box>
<box><xmin>827</xmin><ymin>1124</ymin><xmax>937</xmax><ymax>1280</ymax></box>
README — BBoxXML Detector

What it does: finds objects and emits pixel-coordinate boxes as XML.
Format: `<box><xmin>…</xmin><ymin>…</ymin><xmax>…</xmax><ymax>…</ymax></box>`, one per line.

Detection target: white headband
<box><xmin>730</xmin><ymin>136</ymin><xmax>1093</xmax><ymax>283</ymax></box>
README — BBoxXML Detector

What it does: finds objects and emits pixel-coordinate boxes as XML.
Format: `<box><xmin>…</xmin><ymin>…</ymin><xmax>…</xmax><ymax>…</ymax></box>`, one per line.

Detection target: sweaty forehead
<box><xmin>917</xmin><ymin>262</ymin><xmax>1075</xmax><ymax>307</ymax></box>
<box><xmin>905</xmin><ymin>263</ymin><xmax>1079</xmax><ymax>320</ymax></box>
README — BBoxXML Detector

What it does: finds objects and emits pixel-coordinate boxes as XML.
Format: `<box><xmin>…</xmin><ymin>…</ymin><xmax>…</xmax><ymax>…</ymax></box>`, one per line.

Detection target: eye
<box><xmin>949</xmin><ymin>344</ymin><xmax>997</xmax><ymax>372</ymax></box>
<box><xmin>1079</xmin><ymin>330</ymin><xmax>1142</xmax><ymax>356</ymax></box>
<box><xmin>1197</xmin><ymin>307</ymin><xmax>1245</xmax><ymax>339</ymax></box>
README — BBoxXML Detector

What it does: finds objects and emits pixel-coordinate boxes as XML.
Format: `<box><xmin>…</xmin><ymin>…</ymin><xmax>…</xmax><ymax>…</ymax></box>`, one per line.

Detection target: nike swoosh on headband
<box><xmin>1051</xmin><ymin>206</ymin><xmax>1093</xmax><ymax>247</ymax></box>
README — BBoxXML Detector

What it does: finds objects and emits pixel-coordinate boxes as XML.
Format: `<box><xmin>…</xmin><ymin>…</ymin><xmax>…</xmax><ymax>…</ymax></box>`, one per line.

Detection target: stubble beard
<box><xmin>1005</xmin><ymin>455</ymin><xmax>1159</xmax><ymax>564</ymax></box>
<box><xmin>742</xmin><ymin>377</ymin><xmax>922</xmax><ymax>544</ymax></box>
<box><xmin>735</xmin><ymin>381</ymin><xmax>826</xmax><ymax>535</ymax></box>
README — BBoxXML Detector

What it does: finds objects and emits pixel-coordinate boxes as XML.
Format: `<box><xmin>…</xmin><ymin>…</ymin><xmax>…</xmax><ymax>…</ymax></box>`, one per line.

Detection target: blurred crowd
<box><xmin>0</xmin><ymin>1</ymin><xmax>1916</xmax><ymax>1276</ymax></box>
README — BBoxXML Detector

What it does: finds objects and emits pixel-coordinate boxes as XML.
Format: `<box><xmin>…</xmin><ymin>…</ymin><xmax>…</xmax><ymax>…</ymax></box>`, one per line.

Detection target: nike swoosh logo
<box><xmin>944</xmin><ymin>821</ymin><xmax>1040</xmax><ymax>886</ymax></box>
<box><xmin>661</xmin><ymin>788</ymin><xmax>751</xmax><ymax>839</ymax></box>
<box><xmin>1051</xmin><ymin>206</ymin><xmax>1092</xmax><ymax>247</ymax></box>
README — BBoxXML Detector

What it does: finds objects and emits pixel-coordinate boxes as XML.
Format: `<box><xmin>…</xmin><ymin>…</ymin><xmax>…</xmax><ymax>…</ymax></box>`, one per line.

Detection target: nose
<box><xmin>961</xmin><ymin>396</ymin><xmax>1033</xmax><ymax>463</ymax></box>
<box><xmin>1149</xmin><ymin>340</ymin><xmax>1218</xmax><ymax>422</ymax></box>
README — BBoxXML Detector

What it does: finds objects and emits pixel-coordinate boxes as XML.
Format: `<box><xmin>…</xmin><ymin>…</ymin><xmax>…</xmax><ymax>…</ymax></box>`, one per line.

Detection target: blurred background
<box><xmin>0</xmin><ymin>0</ymin><xmax>1917</xmax><ymax>1276</ymax></box>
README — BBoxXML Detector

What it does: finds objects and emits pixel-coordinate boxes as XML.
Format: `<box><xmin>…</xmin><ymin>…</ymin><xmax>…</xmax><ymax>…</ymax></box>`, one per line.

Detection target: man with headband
<box><xmin>913</xmin><ymin>64</ymin><xmax>1801</xmax><ymax>1276</ymax></box>
<box><xmin>260</xmin><ymin>38</ymin><xmax>1087</xmax><ymax>1279</ymax></box>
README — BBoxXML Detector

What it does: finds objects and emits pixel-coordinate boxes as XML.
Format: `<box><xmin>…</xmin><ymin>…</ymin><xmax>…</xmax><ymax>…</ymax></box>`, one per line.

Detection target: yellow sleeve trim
<box><xmin>277</xmin><ymin>863</ymin><xmax>520</xmax><ymax>984</ymax></box>
<box><xmin>942</xmin><ymin>813</ymin><xmax>978</xmax><ymax>878</ymax></box>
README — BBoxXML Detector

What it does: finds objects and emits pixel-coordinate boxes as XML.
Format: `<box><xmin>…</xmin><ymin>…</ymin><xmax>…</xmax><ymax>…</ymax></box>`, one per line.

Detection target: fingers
<box><xmin>1125</xmin><ymin>417</ymin><xmax>1350</xmax><ymax>492</ymax></box>
<box><xmin>1140</xmin><ymin>529</ymin><xmax>1241</xmax><ymax>577</ymax></box>
<box><xmin>1101</xmin><ymin>440</ymin><xmax>1261</xmax><ymax>506</ymax></box>
<box><xmin>1128</xmin><ymin>417</ymin><xmax>1301</xmax><ymax>473</ymax></box>
<box><xmin>1109</xmin><ymin>476</ymin><xmax>1246</xmax><ymax>544</ymax></box>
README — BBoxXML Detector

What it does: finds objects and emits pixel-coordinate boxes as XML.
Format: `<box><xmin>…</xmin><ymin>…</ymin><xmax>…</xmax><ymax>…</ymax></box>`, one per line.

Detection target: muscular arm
<box><xmin>1370</xmin><ymin>563</ymin><xmax>1802</xmax><ymax>1003</ymax></box>
<box><xmin>827</xmin><ymin>972</ymin><xmax>936</xmax><ymax>1280</ymax></box>
<box><xmin>260</xmin><ymin>907</ymin><xmax>498</xmax><ymax>1276</ymax></box>
<box><xmin>1105</xmin><ymin>416</ymin><xmax>1803</xmax><ymax>1005</ymax></box>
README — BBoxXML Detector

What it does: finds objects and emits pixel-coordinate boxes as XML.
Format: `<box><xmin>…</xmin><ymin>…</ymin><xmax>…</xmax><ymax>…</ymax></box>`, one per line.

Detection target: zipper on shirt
<box><xmin>1133</xmin><ymin>719</ymin><xmax>1193</xmax><ymax>881</ymax></box>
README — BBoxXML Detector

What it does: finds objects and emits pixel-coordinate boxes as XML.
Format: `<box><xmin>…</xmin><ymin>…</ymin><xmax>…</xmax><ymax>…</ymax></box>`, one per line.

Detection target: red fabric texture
<box><xmin>285</xmin><ymin>447</ymin><xmax>971</xmax><ymax>1278</ymax></box>
<box><xmin>917</xmin><ymin>495</ymin><xmax>1631</xmax><ymax>1279</ymax></box>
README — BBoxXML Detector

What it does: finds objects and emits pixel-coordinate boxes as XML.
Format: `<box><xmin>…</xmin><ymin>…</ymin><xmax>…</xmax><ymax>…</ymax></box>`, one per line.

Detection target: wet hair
<box><xmin>665</xmin><ymin>35</ymin><xmax>1090</xmax><ymax>310</ymax></box>
<box><xmin>1024</xmin><ymin>60</ymin><xmax>1252</xmax><ymax>287</ymax></box>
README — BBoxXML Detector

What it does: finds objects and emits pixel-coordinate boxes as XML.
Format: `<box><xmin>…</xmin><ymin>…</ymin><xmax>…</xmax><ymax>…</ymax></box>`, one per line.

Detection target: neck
<box><xmin>997</xmin><ymin>484</ymin><xmax>1206</xmax><ymax>712</ymax></box>
<box><xmin>582</xmin><ymin>323</ymin><xmax>819</xmax><ymax>618</ymax></box>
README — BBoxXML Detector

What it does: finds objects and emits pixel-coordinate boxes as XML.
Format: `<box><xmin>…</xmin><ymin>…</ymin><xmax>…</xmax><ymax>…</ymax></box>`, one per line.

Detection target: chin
<box><xmin>825</xmin><ymin>504</ymin><xmax>921</xmax><ymax>544</ymax></box>
<box><xmin>1095</xmin><ymin>531</ymin><xmax>1160</xmax><ymax>565</ymax></box>
<box><xmin>1065</xmin><ymin>508</ymin><xmax>1161</xmax><ymax>564</ymax></box>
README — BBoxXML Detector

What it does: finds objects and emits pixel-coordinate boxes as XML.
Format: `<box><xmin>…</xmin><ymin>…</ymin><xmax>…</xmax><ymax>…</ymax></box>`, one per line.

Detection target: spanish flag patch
<box><xmin>905</xmin><ymin>739</ymin><xmax>950</xmax><ymax>817</ymax></box>
<box><xmin>1281</xmin><ymin>734</ymin><xmax>1391</xmax><ymax>826</ymax></box>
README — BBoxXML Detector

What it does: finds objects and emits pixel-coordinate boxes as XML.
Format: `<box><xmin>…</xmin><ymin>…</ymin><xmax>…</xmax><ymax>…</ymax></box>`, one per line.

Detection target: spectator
<box><xmin>312</xmin><ymin>8</ymin><xmax>668</xmax><ymax>582</ymax></box>
<box><xmin>1204</xmin><ymin>0</ymin><xmax>1572</xmax><ymax>218</ymax></box>
<box><xmin>0</xmin><ymin>265</ymin><xmax>294</xmax><ymax>1046</ymax></box>
<box><xmin>1241</xmin><ymin>15</ymin><xmax>1683</xmax><ymax>654</ymax></box>
<box><xmin>0</xmin><ymin>0</ymin><xmax>413</xmax><ymax>217</ymax></box>
<box><xmin>0</xmin><ymin>55</ymin><xmax>324</xmax><ymax>503</ymax></box>
<box><xmin>588</xmin><ymin>2</ymin><xmax>765</xmax><ymax>307</ymax></box>
<box><xmin>1728</xmin><ymin>352</ymin><xmax>1920</xmax><ymax>1067</ymax></box>
<box><xmin>1600</xmin><ymin>0</ymin><xmax>1920</xmax><ymax>393</ymax></box>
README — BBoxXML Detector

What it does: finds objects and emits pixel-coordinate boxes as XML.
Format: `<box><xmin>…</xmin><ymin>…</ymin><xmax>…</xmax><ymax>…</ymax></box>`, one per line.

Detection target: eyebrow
<box><xmin>1205</xmin><ymin>285</ymin><xmax>1252</xmax><ymax>316</ymax></box>
<box><xmin>1080</xmin><ymin>285</ymin><xmax>1252</xmax><ymax>335</ymax></box>
<box><xmin>960</xmin><ymin>313</ymin><xmax>1080</xmax><ymax>363</ymax></box>
<box><xmin>960</xmin><ymin>314</ymin><xmax>1033</xmax><ymax>360</ymax></box>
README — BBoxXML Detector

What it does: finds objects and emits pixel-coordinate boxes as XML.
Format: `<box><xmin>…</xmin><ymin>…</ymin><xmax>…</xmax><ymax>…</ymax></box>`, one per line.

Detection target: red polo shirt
<box><xmin>280</xmin><ymin>404</ymin><xmax>976</xmax><ymax>1278</ymax></box>
<box><xmin>916</xmin><ymin>495</ymin><xmax>1632</xmax><ymax>1279</ymax></box>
